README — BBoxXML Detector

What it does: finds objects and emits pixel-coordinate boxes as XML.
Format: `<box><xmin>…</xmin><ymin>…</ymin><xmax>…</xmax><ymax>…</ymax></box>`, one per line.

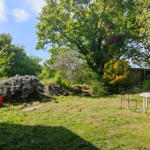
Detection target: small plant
<box><xmin>91</xmin><ymin>81</ymin><xmax>110</xmax><ymax>95</ymax></box>
<box><xmin>0</xmin><ymin>74</ymin><xmax>44</xmax><ymax>100</ymax></box>
<box><xmin>55</xmin><ymin>73</ymin><xmax>63</xmax><ymax>86</ymax></box>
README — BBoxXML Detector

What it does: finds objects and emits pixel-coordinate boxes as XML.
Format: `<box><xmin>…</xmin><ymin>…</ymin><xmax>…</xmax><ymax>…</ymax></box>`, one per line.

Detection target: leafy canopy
<box><xmin>0</xmin><ymin>33</ymin><xmax>42</xmax><ymax>77</ymax></box>
<box><xmin>135</xmin><ymin>0</ymin><xmax>150</xmax><ymax>44</ymax></box>
<box><xmin>51</xmin><ymin>50</ymin><xmax>83</xmax><ymax>84</ymax></box>
<box><xmin>36</xmin><ymin>0</ymin><xmax>149</xmax><ymax>74</ymax></box>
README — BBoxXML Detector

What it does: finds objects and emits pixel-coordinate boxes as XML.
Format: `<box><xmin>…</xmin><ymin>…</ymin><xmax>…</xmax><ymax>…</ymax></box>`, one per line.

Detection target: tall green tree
<box><xmin>36</xmin><ymin>0</ymin><xmax>148</xmax><ymax>74</ymax></box>
<box><xmin>51</xmin><ymin>50</ymin><xmax>83</xmax><ymax>84</ymax></box>
<box><xmin>0</xmin><ymin>33</ymin><xmax>42</xmax><ymax>77</ymax></box>
<box><xmin>37</xmin><ymin>47</ymin><xmax>67</xmax><ymax>80</ymax></box>
<box><xmin>135</xmin><ymin>0</ymin><xmax>150</xmax><ymax>44</ymax></box>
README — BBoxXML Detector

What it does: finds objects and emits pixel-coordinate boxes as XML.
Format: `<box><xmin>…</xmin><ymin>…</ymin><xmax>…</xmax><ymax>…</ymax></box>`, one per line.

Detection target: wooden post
<box><xmin>143</xmin><ymin>97</ymin><xmax>145</xmax><ymax>114</ymax></box>
<box><xmin>146</xmin><ymin>97</ymin><xmax>148</xmax><ymax>108</ymax></box>
<box><xmin>121</xmin><ymin>99</ymin><xmax>122</xmax><ymax>108</ymax></box>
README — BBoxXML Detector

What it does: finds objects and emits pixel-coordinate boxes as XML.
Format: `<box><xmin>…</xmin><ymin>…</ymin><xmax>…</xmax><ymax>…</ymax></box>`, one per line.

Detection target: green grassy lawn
<box><xmin>0</xmin><ymin>94</ymin><xmax>150</xmax><ymax>150</ymax></box>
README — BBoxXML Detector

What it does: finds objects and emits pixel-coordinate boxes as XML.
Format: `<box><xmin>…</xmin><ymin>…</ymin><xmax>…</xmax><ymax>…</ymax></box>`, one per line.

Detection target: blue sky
<box><xmin>0</xmin><ymin>0</ymin><xmax>50</xmax><ymax>63</ymax></box>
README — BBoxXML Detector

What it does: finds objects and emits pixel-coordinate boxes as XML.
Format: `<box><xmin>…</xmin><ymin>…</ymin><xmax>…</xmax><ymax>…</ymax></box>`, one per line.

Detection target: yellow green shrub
<box><xmin>103</xmin><ymin>57</ymin><xmax>131</xmax><ymax>85</ymax></box>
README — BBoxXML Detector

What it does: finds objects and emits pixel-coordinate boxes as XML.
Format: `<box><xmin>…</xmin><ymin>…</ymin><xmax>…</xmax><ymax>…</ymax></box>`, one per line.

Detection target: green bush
<box><xmin>40</xmin><ymin>72</ymin><xmax>69</xmax><ymax>90</ymax></box>
<box><xmin>55</xmin><ymin>73</ymin><xmax>62</xmax><ymax>86</ymax></box>
<box><xmin>142</xmin><ymin>75</ymin><xmax>150</xmax><ymax>91</ymax></box>
<box><xmin>37</xmin><ymin>67</ymin><xmax>55</xmax><ymax>80</ymax></box>
<box><xmin>91</xmin><ymin>80</ymin><xmax>110</xmax><ymax>95</ymax></box>
<box><xmin>128</xmin><ymin>86</ymin><xmax>143</xmax><ymax>94</ymax></box>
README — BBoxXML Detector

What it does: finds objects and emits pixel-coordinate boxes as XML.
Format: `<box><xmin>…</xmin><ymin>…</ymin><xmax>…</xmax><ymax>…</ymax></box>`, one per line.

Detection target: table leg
<box><xmin>143</xmin><ymin>97</ymin><xmax>145</xmax><ymax>114</ymax></box>
<box><xmin>146</xmin><ymin>97</ymin><xmax>148</xmax><ymax>108</ymax></box>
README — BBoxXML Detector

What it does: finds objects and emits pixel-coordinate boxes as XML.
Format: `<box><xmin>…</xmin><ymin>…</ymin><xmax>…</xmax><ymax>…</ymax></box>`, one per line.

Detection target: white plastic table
<box><xmin>139</xmin><ymin>92</ymin><xmax>150</xmax><ymax>113</ymax></box>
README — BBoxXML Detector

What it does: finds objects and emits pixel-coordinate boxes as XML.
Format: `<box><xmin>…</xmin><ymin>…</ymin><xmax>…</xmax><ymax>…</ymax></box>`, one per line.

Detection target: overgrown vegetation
<box><xmin>141</xmin><ymin>75</ymin><xmax>150</xmax><ymax>91</ymax></box>
<box><xmin>1</xmin><ymin>1</ymin><xmax>150</xmax><ymax>149</ymax></box>
<box><xmin>32</xmin><ymin>0</ymin><xmax>150</xmax><ymax>95</ymax></box>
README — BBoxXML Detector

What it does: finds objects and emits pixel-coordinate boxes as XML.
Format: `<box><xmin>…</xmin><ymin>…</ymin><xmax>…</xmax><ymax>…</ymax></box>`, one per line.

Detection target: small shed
<box><xmin>131</xmin><ymin>68</ymin><xmax>150</xmax><ymax>83</ymax></box>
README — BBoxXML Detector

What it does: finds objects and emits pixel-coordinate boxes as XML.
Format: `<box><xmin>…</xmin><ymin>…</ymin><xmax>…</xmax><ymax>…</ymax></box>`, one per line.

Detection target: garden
<box><xmin>1</xmin><ymin>0</ymin><xmax>150</xmax><ymax>149</ymax></box>
<box><xmin>1</xmin><ymin>93</ymin><xmax>150</xmax><ymax>150</ymax></box>
<box><xmin>0</xmin><ymin>71</ymin><xmax>150</xmax><ymax>149</ymax></box>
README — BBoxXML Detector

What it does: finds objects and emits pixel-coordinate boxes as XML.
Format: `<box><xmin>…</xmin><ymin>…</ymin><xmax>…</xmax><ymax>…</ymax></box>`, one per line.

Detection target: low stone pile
<box><xmin>44</xmin><ymin>84</ymin><xmax>92</xmax><ymax>96</ymax></box>
<box><xmin>44</xmin><ymin>84</ymin><xmax>69</xmax><ymax>96</ymax></box>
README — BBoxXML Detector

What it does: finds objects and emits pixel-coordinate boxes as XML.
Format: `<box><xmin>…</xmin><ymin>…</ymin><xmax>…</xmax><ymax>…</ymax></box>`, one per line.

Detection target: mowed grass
<box><xmin>0</xmin><ymin>94</ymin><xmax>150</xmax><ymax>150</ymax></box>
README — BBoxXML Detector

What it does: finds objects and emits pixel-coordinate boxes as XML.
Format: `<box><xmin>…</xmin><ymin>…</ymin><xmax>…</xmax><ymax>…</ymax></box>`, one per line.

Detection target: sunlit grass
<box><xmin>0</xmin><ymin>94</ymin><xmax>150</xmax><ymax>149</ymax></box>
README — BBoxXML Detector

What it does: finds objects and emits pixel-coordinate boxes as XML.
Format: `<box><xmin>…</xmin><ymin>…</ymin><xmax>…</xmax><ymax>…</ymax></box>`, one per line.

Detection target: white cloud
<box><xmin>12</xmin><ymin>8</ymin><xmax>29</xmax><ymax>22</ymax></box>
<box><xmin>0</xmin><ymin>0</ymin><xmax>7</xmax><ymax>23</ymax></box>
<box><xmin>21</xmin><ymin>0</ymin><xmax>46</xmax><ymax>14</ymax></box>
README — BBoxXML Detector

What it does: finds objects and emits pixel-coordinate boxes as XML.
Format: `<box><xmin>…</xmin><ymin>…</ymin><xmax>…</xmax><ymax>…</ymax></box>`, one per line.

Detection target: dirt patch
<box><xmin>107</xmin><ymin>129</ymin><xmax>119</xmax><ymax>136</ymax></box>
<box><xmin>21</xmin><ymin>106</ymin><xmax>42</xmax><ymax>112</ymax></box>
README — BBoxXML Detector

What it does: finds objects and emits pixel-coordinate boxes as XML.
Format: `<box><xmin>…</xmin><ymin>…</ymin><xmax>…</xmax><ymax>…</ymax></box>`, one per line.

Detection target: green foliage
<box><xmin>128</xmin><ymin>86</ymin><xmax>143</xmax><ymax>94</ymax></box>
<box><xmin>55</xmin><ymin>73</ymin><xmax>63</xmax><ymax>86</ymax></box>
<box><xmin>38</xmin><ymin>47</ymin><xmax>70</xmax><ymax>80</ymax></box>
<box><xmin>91</xmin><ymin>81</ymin><xmax>110</xmax><ymax>95</ymax></box>
<box><xmin>37</xmin><ymin>66</ymin><xmax>54</xmax><ymax>80</ymax></box>
<box><xmin>0</xmin><ymin>33</ymin><xmax>42</xmax><ymax>77</ymax></box>
<box><xmin>36</xmin><ymin>0</ymin><xmax>146</xmax><ymax>74</ymax></box>
<box><xmin>54</xmin><ymin>73</ymin><xmax>69</xmax><ymax>89</ymax></box>
<box><xmin>60</xmin><ymin>80</ymin><xmax>68</xmax><ymax>90</ymax></box>
<box><xmin>135</xmin><ymin>0</ymin><xmax>150</xmax><ymax>44</ymax></box>
<box><xmin>22</xmin><ymin>55</ymin><xmax>42</xmax><ymax>76</ymax></box>
<box><xmin>141</xmin><ymin>75</ymin><xmax>150</xmax><ymax>91</ymax></box>
<box><xmin>40</xmin><ymin>73</ymin><xmax>69</xmax><ymax>90</ymax></box>
<box><xmin>37</xmin><ymin>58</ymin><xmax>56</xmax><ymax>80</ymax></box>
<box><xmin>126</xmin><ymin>70</ymin><xmax>142</xmax><ymax>86</ymax></box>
<box><xmin>51</xmin><ymin>50</ymin><xmax>84</xmax><ymax>84</ymax></box>
<box><xmin>81</xmin><ymin>63</ymin><xmax>98</xmax><ymax>85</ymax></box>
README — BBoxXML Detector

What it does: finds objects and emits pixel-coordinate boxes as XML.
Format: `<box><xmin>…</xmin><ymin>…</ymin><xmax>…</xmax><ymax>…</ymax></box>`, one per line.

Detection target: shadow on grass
<box><xmin>84</xmin><ymin>95</ymin><xmax>119</xmax><ymax>99</ymax></box>
<box><xmin>3</xmin><ymin>94</ymin><xmax>56</xmax><ymax>106</ymax></box>
<box><xmin>0</xmin><ymin>123</ymin><xmax>99</xmax><ymax>150</ymax></box>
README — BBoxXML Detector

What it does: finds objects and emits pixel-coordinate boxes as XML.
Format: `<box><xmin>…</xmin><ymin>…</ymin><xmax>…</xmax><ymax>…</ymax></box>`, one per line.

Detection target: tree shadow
<box><xmin>0</xmin><ymin>123</ymin><xmax>99</xmax><ymax>150</ymax></box>
<box><xmin>84</xmin><ymin>95</ymin><xmax>119</xmax><ymax>99</ymax></box>
<box><xmin>3</xmin><ymin>94</ymin><xmax>56</xmax><ymax>106</ymax></box>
